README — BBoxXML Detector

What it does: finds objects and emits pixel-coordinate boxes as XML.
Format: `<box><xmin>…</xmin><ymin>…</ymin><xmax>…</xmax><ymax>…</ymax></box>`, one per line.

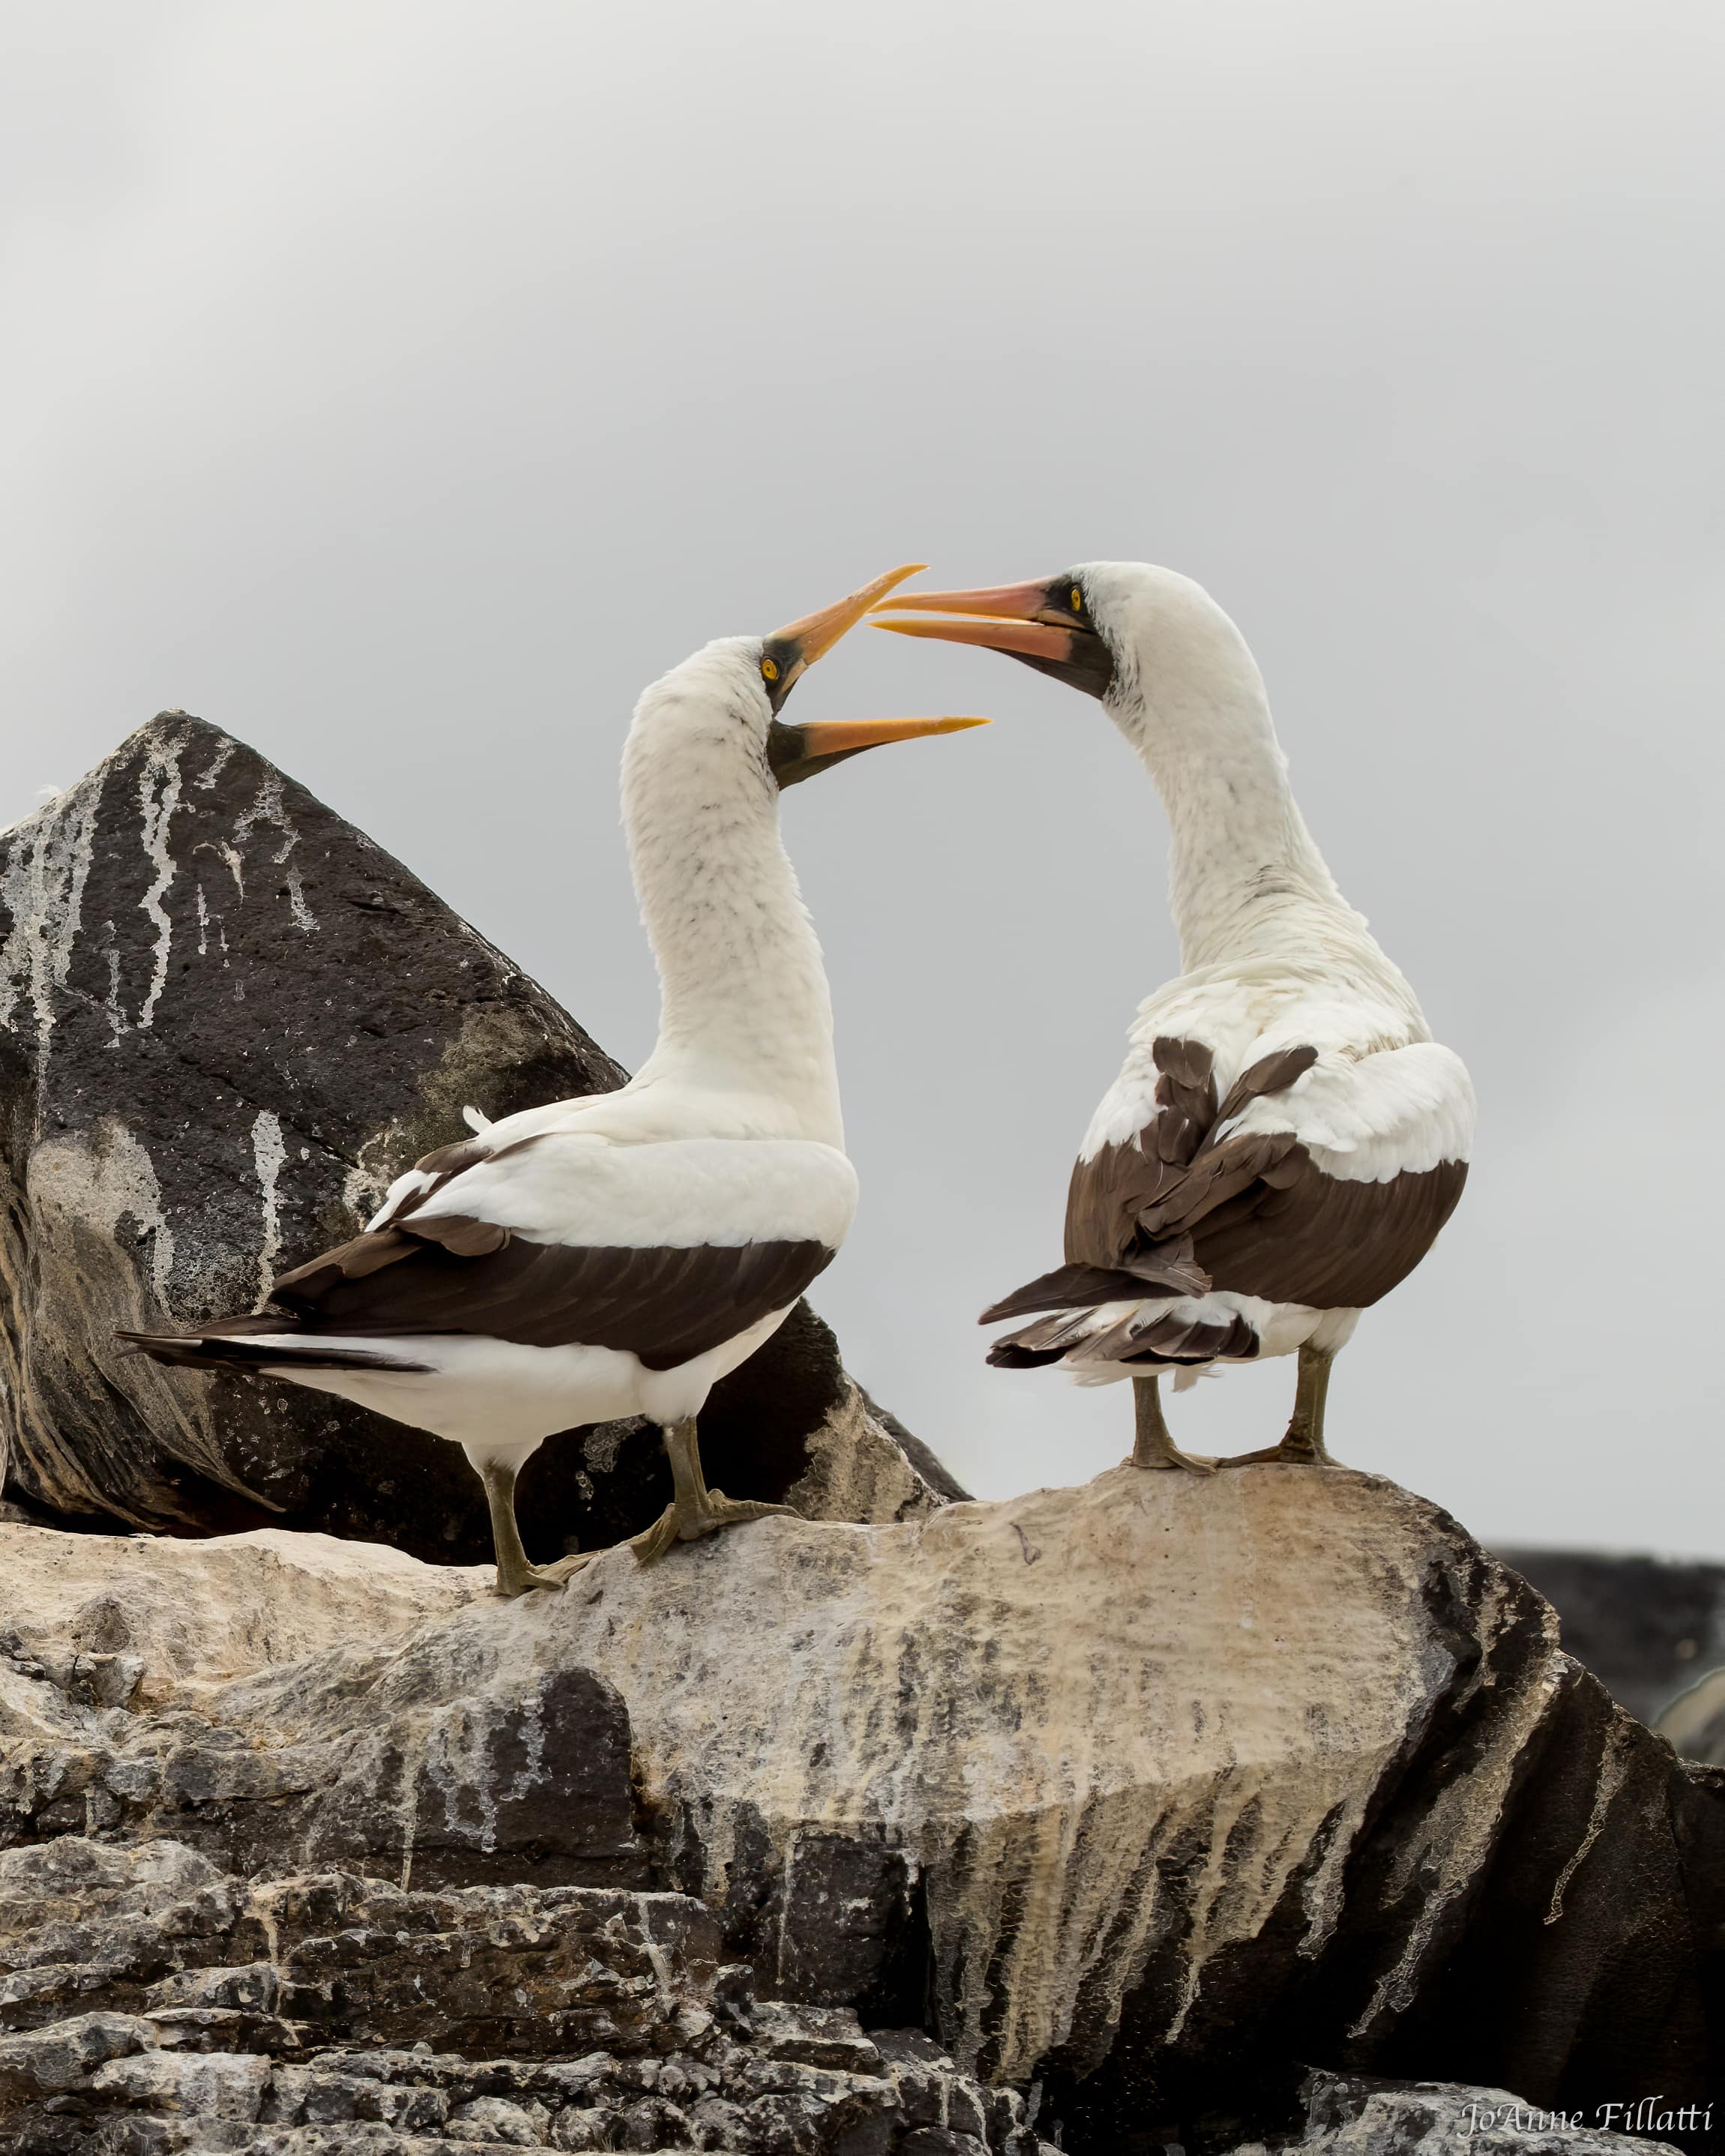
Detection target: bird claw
<box><xmin>629</xmin><ymin>1493</ymin><xmax>797</xmax><ymax>1567</ymax></box>
<box><xmin>628</xmin><ymin>1507</ymin><xmax>682</xmax><ymax>1567</ymax></box>
<box><xmin>1217</xmin><ymin>1440</ymin><xmax>1338</xmax><ymax>1469</ymax></box>
<box><xmin>1134</xmin><ymin>1448</ymin><xmax>1217</xmax><ymax>1475</ymax></box>
<box><xmin>704</xmin><ymin>1491</ymin><xmax>798</xmax><ymax>1528</ymax></box>
<box><xmin>493</xmin><ymin>1550</ymin><xmax>595</xmax><ymax>1598</ymax></box>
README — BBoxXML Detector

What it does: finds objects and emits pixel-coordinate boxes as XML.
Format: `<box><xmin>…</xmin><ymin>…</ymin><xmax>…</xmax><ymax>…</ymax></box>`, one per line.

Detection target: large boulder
<box><xmin>1</xmin><ymin>1474</ymin><xmax>1718</xmax><ymax>2150</ymax></box>
<box><xmin>0</xmin><ymin>711</ymin><xmax>961</xmax><ymax>1553</ymax></box>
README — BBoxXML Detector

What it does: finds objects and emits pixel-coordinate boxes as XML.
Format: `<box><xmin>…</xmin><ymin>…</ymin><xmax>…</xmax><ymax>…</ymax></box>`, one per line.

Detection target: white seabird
<box><xmin>874</xmin><ymin>561</ymin><xmax>1473</xmax><ymax>1471</ymax></box>
<box><xmin>122</xmin><ymin>566</ymin><xmax>987</xmax><ymax>1589</ymax></box>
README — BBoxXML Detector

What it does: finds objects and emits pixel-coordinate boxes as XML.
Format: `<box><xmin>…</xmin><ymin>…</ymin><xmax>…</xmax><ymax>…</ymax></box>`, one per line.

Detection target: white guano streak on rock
<box><xmin>343</xmin><ymin>1126</ymin><xmax>404</xmax><ymax>1226</ymax></box>
<box><xmin>1544</xmin><ymin>1708</ymin><xmax>1636</xmax><ymax>1924</ymax></box>
<box><xmin>0</xmin><ymin>771</ymin><xmax>101</xmax><ymax>1062</ymax></box>
<box><xmin>537</xmin><ymin>1467</ymin><xmax>1460</xmax><ymax>2085</ymax></box>
<box><xmin>233</xmin><ymin>773</ymin><xmax>318</xmax><ymax>934</ymax></box>
<box><xmin>104</xmin><ymin>939</ymin><xmax>125</xmax><ymax>1044</ymax></box>
<box><xmin>135</xmin><ymin>741</ymin><xmax>184</xmax><ymax>1030</ymax></box>
<box><xmin>196</xmin><ymin>840</ymin><xmax>245</xmax><ymax>899</ymax></box>
<box><xmin>251</xmin><ymin>1112</ymin><xmax>287</xmax><ymax>1308</ymax></box>
<box><xmin>196</xmin><ymin>737</ymin><xmax>237</xmax><ymax>792</ymax></box>
<box><xmin>1348</xmin><ymin>1573</ymin><xmax>1565</xmax><ymax>2038</ymax></box>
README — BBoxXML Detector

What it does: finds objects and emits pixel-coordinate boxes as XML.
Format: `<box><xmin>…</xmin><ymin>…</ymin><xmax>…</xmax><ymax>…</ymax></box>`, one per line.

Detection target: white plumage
<box><xmin>124</xmin><ymin>568</ymin><xmax>985</xmax><ymax>1585</ymax></box>
<box><xmin>876</xmin><ymin>561</ymin><xmax>1475</xmax><ymax>1468</ymax></box>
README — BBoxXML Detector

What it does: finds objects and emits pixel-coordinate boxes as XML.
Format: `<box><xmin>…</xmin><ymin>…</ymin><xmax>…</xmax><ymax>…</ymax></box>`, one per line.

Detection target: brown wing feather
<box><xmin>984</xmin><ymin>1033</ymin><xmax>1460</xmax><ymax>1344</ymax></box>
<box><xmin>266</xmin><ymin>1230</ymin><xmax>833</xmax><ymax>1371</ymax></box>
<box><xmin>1062</xmin><ymin>1038</ymin><xmax>1465</xmax><ymax>1310</ymax></box>
<box><xmin>1190</xmin><ymin>1156</ymin><xmax>1467</xmax><ymax>1307</ymax></box>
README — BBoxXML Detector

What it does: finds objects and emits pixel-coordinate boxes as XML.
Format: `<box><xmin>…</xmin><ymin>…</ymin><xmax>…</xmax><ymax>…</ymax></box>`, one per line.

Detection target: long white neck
<box><xmin>620</xmin><ymin>644</ymin><xmax>843</xmax><ymax>1147</ymax></box>
<box><xmin>1105</xmin><ymin>589</ymin><xmax>1396</xmax><ymax>991</ymax></box>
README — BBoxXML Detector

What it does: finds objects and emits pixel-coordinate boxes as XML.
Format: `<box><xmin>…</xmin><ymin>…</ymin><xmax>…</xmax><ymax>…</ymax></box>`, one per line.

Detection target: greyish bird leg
<box><xmin>1131</xmin><ymin>1376</ymin><xmax>1215</xmax><ymax>1474</ymax></box>
<box><xmin>478</xmin><ymin>1458</ymin><xmax>592</xmax><ymax>1597</ymax></box>
<box><xmin>1220</xmin><ymin>1343</ymin><xmax>1340</xmax><ymax>1469</ymax></box>
<box><xmin>630</xmin><ymin>1417</ymin><xmax>797</xmax><ymax>1565</ymax></box>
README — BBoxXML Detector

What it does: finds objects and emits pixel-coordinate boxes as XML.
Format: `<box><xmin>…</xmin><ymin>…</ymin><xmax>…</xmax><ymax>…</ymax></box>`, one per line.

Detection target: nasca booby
<box><xmin>873</xmin><ymin>562</ymin><xmax>1472</xmax><ymax>1471</ymax></box>
<box><xmin>121</xmin><ymin>566</ymin><xmax>987</xmax><ymax>1589</ymax></box>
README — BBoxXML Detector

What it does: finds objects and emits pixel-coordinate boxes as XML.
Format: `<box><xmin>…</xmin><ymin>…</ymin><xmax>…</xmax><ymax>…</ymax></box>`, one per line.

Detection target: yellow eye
<box><xmin>761</xmin><ymin>656</ymin><xmax>780</xmax><ymax>683</ymax></box>
<box><xmin>1069</xmin><ymin>586</ymin><xmax>1084</xmax><ymax>614</ymax></box>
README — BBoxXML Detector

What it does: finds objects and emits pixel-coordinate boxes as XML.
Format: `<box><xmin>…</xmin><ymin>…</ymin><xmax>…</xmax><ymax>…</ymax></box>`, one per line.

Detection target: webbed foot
<box><xmin>1137</xmin><ymin>1444</ymin><xmax>1218</xmax><ymax>1475</ymax></box>
<box><xmin>1217</xmin><ymin>1435</ymin><xmax>1339</xmax><ymax>1469</ymax></box>
<box><xmin>629</xmin><ymin>1491</ymin><xmax>796</xmax><ymax>1567</ymax></box>
<box><xmin>493</xmin><ymin>1548</ymin><xmax>596</xmax><ymax>1598</ymax></box>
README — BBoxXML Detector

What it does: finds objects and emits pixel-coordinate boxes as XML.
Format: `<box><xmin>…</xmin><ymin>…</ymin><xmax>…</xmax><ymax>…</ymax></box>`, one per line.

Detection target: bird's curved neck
<box><xmin>623</xmin><ymin>732</ymin><xmax>841</xmax><ymax>1145</ymax></box>
<box><xmin>1116</xmin><ymin>670</ymin><xmax>1376</xmax><ymax>978</ymax></box>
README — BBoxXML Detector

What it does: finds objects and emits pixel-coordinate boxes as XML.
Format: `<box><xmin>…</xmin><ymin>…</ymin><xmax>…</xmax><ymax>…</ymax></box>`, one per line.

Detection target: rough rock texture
<box><xmin>3</xmin><ymin>1479</ymin><xmax>1720</xmax><ymax>2150</ymax></box>
<box><xmin>0</xmin><ymin>711</ymin><xmax>962</xmax><ymax>1550</ymax></box>
<box><xmin>0</xmin><ymin>1843</ymin><xmax>1047</xmax><ymax>2155</ymax></box>
<box><xmin>1499</xmin><ymin>1547</ymin><xmax>1725</xmax><ymax>1726</ymax></box>
<box><xmin>1216</xmin><ymin>2068</ymin><xmax>1688</xmax><ymax>2155</ymax></box>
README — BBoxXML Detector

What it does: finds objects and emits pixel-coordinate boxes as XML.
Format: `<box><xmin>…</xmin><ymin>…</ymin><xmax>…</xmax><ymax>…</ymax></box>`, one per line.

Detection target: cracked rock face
<box><xmin>0</xmin><ymin>711</ymin><xmax>961</xmax><ymax>1550</ymax></box>
<box><xmin>2</xmin><ymin>1480</ymin><xmax>1719</xmax><ymax>2150</ymax></box>
<box><xmin>0</xmin><ymin>1841</ymin><xmax>1044</xmax><ymax>2155</ymax></box>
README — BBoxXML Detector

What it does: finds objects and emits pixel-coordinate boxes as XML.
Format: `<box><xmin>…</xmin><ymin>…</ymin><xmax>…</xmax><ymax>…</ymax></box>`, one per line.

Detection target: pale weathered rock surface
<box><xmin>0</xmin><ymin>1524</ymin><xmax>488</xmax><ymax>1706</ymax></box>
<box><xmin>1</xmin><ymin>1475</ymin><xmax>1719</xmax><ymax>2149</ymax></box>
<box><xmin>0</xmin><ymin>711</ymin><xmax>961</xmax><ymax>1552</ymax></box>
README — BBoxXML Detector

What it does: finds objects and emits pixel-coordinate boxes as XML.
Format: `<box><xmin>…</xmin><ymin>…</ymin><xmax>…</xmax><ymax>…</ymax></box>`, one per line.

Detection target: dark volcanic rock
<box><xmin>0</xmin><ymin>711</ymin><xmax>960</xmax><ymax>1553</ymax></box>
<box><xmin>3</xmin><ymin>1482</ymin><xmax>1720</xmax><ymax>2150</ymax></box>
<box><xmin>1497</xmin><ymin>1545</ymin><xmax>1725</xmax><ymax>1726</ymax></box>
<box><xmin>0</xmin><ymin>1846</ymin><xmax>1044</xmax><ymax>2156</ymax></box>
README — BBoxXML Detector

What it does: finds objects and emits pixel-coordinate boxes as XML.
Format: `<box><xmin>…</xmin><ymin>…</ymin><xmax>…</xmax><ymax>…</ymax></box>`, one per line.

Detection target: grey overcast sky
<box><xmin>4</xmin><ymin>1</ymin><xmax>1722</xmax><ymax>1555</ymax></box>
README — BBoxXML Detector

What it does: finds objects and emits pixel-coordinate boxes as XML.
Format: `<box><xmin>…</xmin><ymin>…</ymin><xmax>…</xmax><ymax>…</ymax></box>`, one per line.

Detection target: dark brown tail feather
<box><xmin>986</xmin><ymin>1298</ymin><xmax>1261</xmax><ymax>1371</ymax></box>
<box><xmin>986</xmin><ymin>1340</ymin><xmax>1073</xmax><ymax>1370</ymax></box>
<box><xmin>115</xmin><ymin>1325</ymin><xmax>433</xmax><ymax>1376</ymax></box>
<box><xmin>979</xmin><ymin>1253</ymin><xmax>1210</xmax><ymax>1327</ymax></box>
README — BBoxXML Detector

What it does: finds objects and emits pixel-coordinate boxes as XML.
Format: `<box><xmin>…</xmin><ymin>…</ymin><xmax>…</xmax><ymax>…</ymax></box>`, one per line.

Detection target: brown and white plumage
<box><xmin>875</xmin><ymin>561</ymin><xmax>1473</xmax><ymax>1468</ymax></box>
<box><xmin>122</xmin><ymin>567</ymin><xmax>987</xmax><ymax>1585</ymax></box>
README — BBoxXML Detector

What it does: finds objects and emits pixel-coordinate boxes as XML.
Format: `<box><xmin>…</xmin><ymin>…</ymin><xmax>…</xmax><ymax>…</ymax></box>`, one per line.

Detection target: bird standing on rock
<box><xmin>873</xmin><ymin>562</ymin><xmax>1472</xmax><ymax>1472</ymax></box>
<box><xmin>121</xmin><ymin>567</ymin><xmax>987</xmax><ymax>1593</ymax></box>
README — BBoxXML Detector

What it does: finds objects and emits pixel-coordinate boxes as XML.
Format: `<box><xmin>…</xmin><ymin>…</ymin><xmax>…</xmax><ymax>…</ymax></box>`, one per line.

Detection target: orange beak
<box><xmin>762</xmin><ymin>564</ymin><xmax>993</xmax><ymax>786</ymax></box>
<box><xmin>869</xmin><ymin>574</ymin><xmax>1115</xmax><ymax>698</ymax></box>
<box><xmin>769</xmin><ymin>563</ymin><xmax>929</xmax><ymax>672</ymax></box>
<box><xmin>768</xmin><ymin>711</ymin><xmax>988</xmax><ymax>788</ymax></box>
<box><xmin>792</xmin><ymin>714</ymin><xmax>988</xmax><ymax>756</ymax></box>
<box><xmin>869</xmin><ymin>576</ymin><xmax>1077</xmax><ymax>664</ymax></box>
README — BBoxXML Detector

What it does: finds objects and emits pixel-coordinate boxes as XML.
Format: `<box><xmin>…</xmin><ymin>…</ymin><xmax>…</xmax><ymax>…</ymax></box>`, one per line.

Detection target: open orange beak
<box><xmin>768</xmin><ymin>711</ymin><xmax>989</xmax><ymax>789</ymax></box>
<box><xmin>869</xmin><ymin>576</ymin><xmax>1116</xmax><ymax>698</ymax></box>
<box><xmin>768</xmin><ymin>562</ymin><xmax>930</xmax><ymax>672</ymax></box>
<box><xmin>762</xmin><ymin>564</ymin><xmax>992</xmax><ymax>787</ymax></box>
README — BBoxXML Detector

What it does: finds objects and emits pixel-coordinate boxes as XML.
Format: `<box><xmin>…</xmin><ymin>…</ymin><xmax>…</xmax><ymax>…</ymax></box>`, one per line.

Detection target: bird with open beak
<box><xmin>873</xmin><ymin>564</ymin><xmax>1472</xmax><ymax>1473</ymax></box>
<box><xmin>121</xmin><ymin>567</ymin><xmax>987</xmax><ymax>1595</ymax></box>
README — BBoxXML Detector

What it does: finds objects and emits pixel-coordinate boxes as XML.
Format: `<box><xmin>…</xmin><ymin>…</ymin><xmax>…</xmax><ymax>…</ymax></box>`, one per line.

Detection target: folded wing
<box><xmin>982</xmin><ymin>1033</ymin><xmax>1470</xmax><ymax>1368</ymax></box>
<box><xmin>121</xmin><ymin>1126</ymin><xmax>841</xmax><ymax>1376</ymax></box>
